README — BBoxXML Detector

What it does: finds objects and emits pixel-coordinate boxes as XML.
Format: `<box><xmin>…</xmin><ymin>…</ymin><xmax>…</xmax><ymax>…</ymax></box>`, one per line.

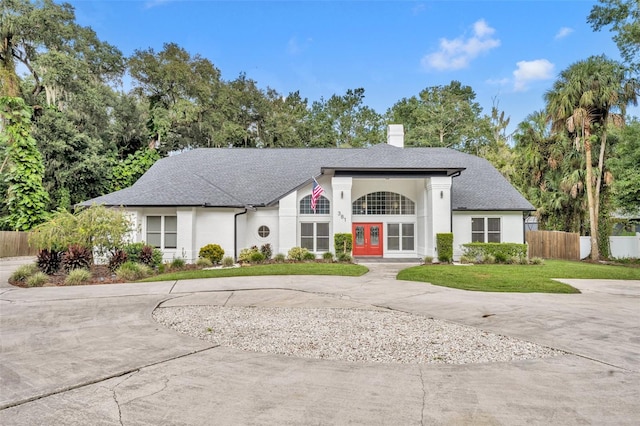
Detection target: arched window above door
<box><xmin>299</xmin><ymin>195</ymin><xmax>330</xmax><ymax>215</ymax></box>
<box><xmin>352</xmin><ymin>192</ymin><xmax>415</xmax><ymax>215</ymax></box>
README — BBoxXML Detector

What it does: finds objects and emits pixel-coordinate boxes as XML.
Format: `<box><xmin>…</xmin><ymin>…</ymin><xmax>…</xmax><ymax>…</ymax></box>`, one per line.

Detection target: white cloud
<box><xmin>513</xmin><ymin>59</ymin><xmax>555</xmax><ymax>91</ymax></box>
<box><xmin>555</xmin><ymin>27</ymin><xmax>574</xmax><ymax>39</ymax></box>
<box><xmin>421</xmin><ymin>19</ymin><xmax>500</xmax><ymax>71</ymax></box>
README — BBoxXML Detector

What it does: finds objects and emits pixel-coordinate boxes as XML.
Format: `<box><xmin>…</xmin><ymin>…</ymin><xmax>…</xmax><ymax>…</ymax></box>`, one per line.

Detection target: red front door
<box><xmin>352</xmin><ymin>223</ymin><xmax>383</xmax><ymax>256</ymax></box>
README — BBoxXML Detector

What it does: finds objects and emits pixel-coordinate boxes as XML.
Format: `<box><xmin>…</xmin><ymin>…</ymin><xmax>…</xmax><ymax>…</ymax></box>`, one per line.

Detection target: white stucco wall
<box><xmin>452</xmin><ymin>211</ymin><xmax>525</xmax><ymax>259</ymax></box>
<box><xmin>278</xmin><ymin>192</ymin><xmax>298</xmax><ymax>256</ymax></box>
<box><xmin>194</xmin><ymin>208</ymin><xmax>237</xmax><ymax>262</ymax></box>
<box><xmin>243</xmin><ymin>208</ymin><xmax>280</xmax><ymax>254</ymax></box>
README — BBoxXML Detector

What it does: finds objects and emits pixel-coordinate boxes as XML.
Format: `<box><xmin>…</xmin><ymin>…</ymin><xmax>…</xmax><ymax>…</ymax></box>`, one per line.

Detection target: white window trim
<box><xmin>387</xmin><ymin>222</ymin><xmax>416</xmax><ymax>252</ymax></box>
<box><xmin>471</xmin><ymin>217</ymin><xmax>501</xmax><ymax>243</ymax></box>
<box><xmin>146</xmin><ymin>215</ymin><xmax>177</xmax><ymax>250</ymax></box>
<box><xmin>300</xmin><ymin>221</ymin><xmax>330</xmax><ymax>253</ymax></box>
<box><xmin>299</xmin><ymin>194</ymin><xmax>331</xmax><ymax>215</ymax></box>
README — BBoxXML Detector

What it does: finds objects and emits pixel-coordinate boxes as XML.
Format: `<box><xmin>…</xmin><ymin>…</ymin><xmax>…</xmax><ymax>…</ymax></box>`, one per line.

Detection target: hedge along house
<box><xmin>81</xmin><ymin>125</ymin><xmax>534</xmax><ymax>262</ymax></box>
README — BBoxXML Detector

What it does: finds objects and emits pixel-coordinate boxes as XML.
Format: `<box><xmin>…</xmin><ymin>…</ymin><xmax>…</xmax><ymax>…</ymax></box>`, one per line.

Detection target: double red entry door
<box><xmin>352</xmin><ymin>223</ymin><xmax>383</xmax><ymax>256</ymax></box>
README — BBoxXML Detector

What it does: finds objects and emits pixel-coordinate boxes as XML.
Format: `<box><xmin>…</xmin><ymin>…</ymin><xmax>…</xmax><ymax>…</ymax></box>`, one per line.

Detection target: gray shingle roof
<box><xmin>82</xmin><ymin>145</ymin><xmax>534</xmax><ymax>211</ymax></box>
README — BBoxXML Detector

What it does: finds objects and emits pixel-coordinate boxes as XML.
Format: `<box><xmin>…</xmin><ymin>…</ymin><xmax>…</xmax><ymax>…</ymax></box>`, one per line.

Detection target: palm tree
<box><xmin>545</xmin><ymin>55</ymin><xmax>638</xmax><ymax>260</ymax></box>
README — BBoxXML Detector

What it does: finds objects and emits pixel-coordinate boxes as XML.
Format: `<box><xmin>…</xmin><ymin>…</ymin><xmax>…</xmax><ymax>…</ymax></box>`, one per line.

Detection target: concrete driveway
<box><xmin>0</xmin><ymin>260</ymin><xmax>639</xmax><ymax>425</ymax></box>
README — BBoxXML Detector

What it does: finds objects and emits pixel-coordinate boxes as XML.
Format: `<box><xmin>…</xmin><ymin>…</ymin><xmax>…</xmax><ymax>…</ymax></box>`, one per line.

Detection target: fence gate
<box><xmin>526</xmin><ymin>230</ymin><xmax>580</xmax><ymax>260</ymax></box>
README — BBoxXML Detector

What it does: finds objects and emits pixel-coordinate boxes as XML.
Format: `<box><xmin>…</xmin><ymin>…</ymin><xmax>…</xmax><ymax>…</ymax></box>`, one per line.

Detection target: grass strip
<box><xmin>141</xmin><ymin>263</ymin><xmax>369</xmax><ymax>282</ymax></box>
<box><xmin>397</xmin><ymin>260</ymin><xmax>640</xmax><ymax>293</ymax></box>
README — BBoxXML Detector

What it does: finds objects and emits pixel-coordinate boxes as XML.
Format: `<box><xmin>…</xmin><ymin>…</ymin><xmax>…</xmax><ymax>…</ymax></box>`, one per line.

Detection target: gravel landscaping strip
<box><xmin>153</xmin><ymin>306</ymin><xmax>565</xmax><ymax>364</ymax></box>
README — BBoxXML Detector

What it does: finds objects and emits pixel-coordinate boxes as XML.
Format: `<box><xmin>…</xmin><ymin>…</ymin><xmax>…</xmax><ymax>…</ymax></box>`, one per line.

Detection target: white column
<box><xmin>426</xmin><ymin>176</ymin><xmax>452</xmax><ymax>257</ymax></box>
<box><xmin>331</xmin><ymin>177</ymin><xmax>353</xmax><ymax>237</ymax></box>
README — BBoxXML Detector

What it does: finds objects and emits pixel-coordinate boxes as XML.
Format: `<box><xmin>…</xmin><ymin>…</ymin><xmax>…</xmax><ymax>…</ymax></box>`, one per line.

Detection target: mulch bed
<box><xmin>10</xmin><ymin>265</ymin><xmax>126</xmax><ymax>288</ymax></box>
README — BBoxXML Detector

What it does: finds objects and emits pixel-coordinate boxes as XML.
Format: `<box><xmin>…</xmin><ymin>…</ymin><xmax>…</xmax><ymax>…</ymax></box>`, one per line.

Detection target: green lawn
<box><xmin>141</xmin><ymin>262</ymin><xmax>369</xmax><ymax>282</ymax></box>
<box><xmin>396</xmin><ymin>260</ymin><xmax>640</xmax><ymax>293</ymax></box>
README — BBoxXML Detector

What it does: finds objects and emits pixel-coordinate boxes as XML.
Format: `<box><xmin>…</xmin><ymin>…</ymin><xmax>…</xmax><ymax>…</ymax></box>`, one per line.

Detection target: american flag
<box><xmin>311</xmin><ymin>177</ymin><xmax>324</xmax><ymax>212</ymax></box>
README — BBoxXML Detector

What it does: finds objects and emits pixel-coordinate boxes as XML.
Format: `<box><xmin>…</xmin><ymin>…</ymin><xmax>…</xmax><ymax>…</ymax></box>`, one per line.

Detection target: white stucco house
<box><xmin>82</xmin><ymin>125</ymin><xmax>534</xmax><ymax>262</ymax></box>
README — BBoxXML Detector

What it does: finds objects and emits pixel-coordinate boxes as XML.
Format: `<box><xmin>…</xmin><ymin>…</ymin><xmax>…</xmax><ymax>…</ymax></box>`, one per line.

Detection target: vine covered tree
<box><xmin>1</xmin><ymin>96</ymin><xmax>49</xmax><ymax>230</ymax></box>
<box><xmin>545</xmin><ymin>55</ymin><xmax>638</xmax><ymax>260</ymax></box>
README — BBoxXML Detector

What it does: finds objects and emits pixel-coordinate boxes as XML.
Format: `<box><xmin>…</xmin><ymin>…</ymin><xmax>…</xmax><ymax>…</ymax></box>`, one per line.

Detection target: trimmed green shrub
<box><xmin>61</xmin><ymin>245</ymin><xmax>93</xmax><ymax>272</ymax></box>
<box><xmin>65</xmin><ymin>268</ymin><xmax>92</xmax><ymax>285</ymax></box>
<box><xmin>274</xmin><ymin>253</ymin><xmax>286</xmax><ymax>263</ymax></box>
<box><xmin>116</xmin><ymin>262</ymin><xmax>152</xmax><ymax>281</ymax></box>
<box><xmin>260</xmin><ymin>243</ymin><xmax>272</xmax><ymax>260</ymax></box>
<box><xmin>436</xmin><ymin>233</ymin><xmax>453</xmax><ymax>263</ymax></box>
<box><xmin>494</xmin><ymin>251</ymin><xmax>508</xmax><ymax>263</ymax></box>
<box><xmin>222</xmin><ymin>256</ymin><xmax>235</xmax><ymax>267</ymax></box>
<box><xmin>334</xmin><ymin>233</ymin><xmax>353</xmax><ymax>254</ymax></box>
<box><xmin>322</xmin><ymin>252</ymin><xmax>334</xmax><ymax>262</ymax></box>
<box><xmin>287</xmin><ymin>247</ymin><xmax>310</xmax><ymax>261</ymax></box>
<box><xmin>249</xmin><ymin>251</ymin><xmax>266</xmax><ymax>263</ymax></box>
<box><xmin>196</xmin><ymin>257</ymin><xmax>213</xmax><ymax>268</ymax></box>
<box><xmin>199</xmin><ymin>244</ymin><xmax>225</xmax><ymax>264</ymax></box>
<box><xmin>337</xmin><ymin>252</ymin><xmax>352</xmax><ymax>263</ymax></box>
<box><xmin>10</xmin><ymin>264</ymin><xmax>39</xmax><ymax>282</ymax></box>
<box><xmin>302</xmin><ymin>251</ymin><xmax>316</xmax><ymax>261</ymax></box>
<box><xmin>27</xmin><ymin>272</ymin><xmax>48</xmax><ymax>287</ymax></box>
<box><xmin>37</xmin><ymin>249</ymin><xmax>62</xmax><ymax>275</ymax></box>
<box><xmin>462</xmin><ymin>243</ymin><xmax>527</xmax><ymax>263</ymax></box>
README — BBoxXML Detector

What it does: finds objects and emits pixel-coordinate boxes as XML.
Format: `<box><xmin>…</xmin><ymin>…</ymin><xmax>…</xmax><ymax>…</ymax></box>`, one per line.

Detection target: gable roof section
<box><xmin>82</xmin><ymin>145</ymin><xmax>534</xmax><ymax>211</ymax></box>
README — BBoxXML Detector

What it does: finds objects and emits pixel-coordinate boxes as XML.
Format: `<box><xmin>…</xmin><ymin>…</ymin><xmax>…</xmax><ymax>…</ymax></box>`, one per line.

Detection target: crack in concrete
<box><xmin>222</xmin><ymin>291</ymin><xmax>234</xmax><ymax>307</ymax></box>
<box><xmin>110</xmin><ymin>374</ymin><xmax>137</xmax><ymax>426</ymax></box>
<box><xmin>0</xmin><ymin>345</ymin><xmax>219</xmax><ymax>411</ymax></box>
<box><xmin>120</xmin><ymin>377</ymin><xmax>170</xmax><ymax>409</ymax></box>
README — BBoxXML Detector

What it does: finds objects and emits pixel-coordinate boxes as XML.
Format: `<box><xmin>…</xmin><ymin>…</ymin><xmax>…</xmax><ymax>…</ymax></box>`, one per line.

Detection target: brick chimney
<box><xmin>387</xmin><ymin>124</ymin><xmax>404</xmax><ymax>148</ymax></box>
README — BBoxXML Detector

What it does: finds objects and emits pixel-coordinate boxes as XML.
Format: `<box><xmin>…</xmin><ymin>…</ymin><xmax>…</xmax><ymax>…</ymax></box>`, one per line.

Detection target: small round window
<box><xmin>258</xmin><ymin>225</ymin><xmax>270</xmax><ymax>238</ymax></box>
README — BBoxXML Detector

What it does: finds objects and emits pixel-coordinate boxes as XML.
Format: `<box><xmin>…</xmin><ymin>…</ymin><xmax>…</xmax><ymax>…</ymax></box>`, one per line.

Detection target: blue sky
<box><xmin>67</xmin><ymin>0</ymin><xmax>627</xmax><ymax>136</ymax></box>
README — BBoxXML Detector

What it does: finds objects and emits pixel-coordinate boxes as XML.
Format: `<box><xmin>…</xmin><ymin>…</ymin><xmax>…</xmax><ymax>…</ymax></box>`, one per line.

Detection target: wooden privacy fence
<box><xmin>0</xmin><ymin>231</ymin><xmax>38</xmax><ymax>258</ymax></box>
<box><xmin>526</xmin><ymin>230</ymin><xmax>580</xmax><ymax>260</ymax></box>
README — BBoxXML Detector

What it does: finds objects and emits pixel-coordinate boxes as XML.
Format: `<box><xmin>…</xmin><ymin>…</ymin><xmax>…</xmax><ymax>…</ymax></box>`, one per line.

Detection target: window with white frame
<box><xmin>299</xmin><ymin>195</ymin><xmax>330</xmax><ymax>215</ymax></box>
<box><xmin>352</xmin><ymin>192</ymin><xmax>415</xmax><ymax>215</ymax></box>
<box><xmin>387</xmin><ymin>223</ymin><xmax>415</xmax><ymax>251</ymax></box>
<box><xmin>147</xmin><ymin>216</ymin><xmax>177</xmax><ymax>249</ymax></box>
<box><xmin>471</xmin><ymin>217</ymin><xmax>501</xmax><ymax>243</ymax></box>
<box><xmin>301</xmin><ymin>222</ymin><xmax>329</xmax><ymax>252</ymax></box>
